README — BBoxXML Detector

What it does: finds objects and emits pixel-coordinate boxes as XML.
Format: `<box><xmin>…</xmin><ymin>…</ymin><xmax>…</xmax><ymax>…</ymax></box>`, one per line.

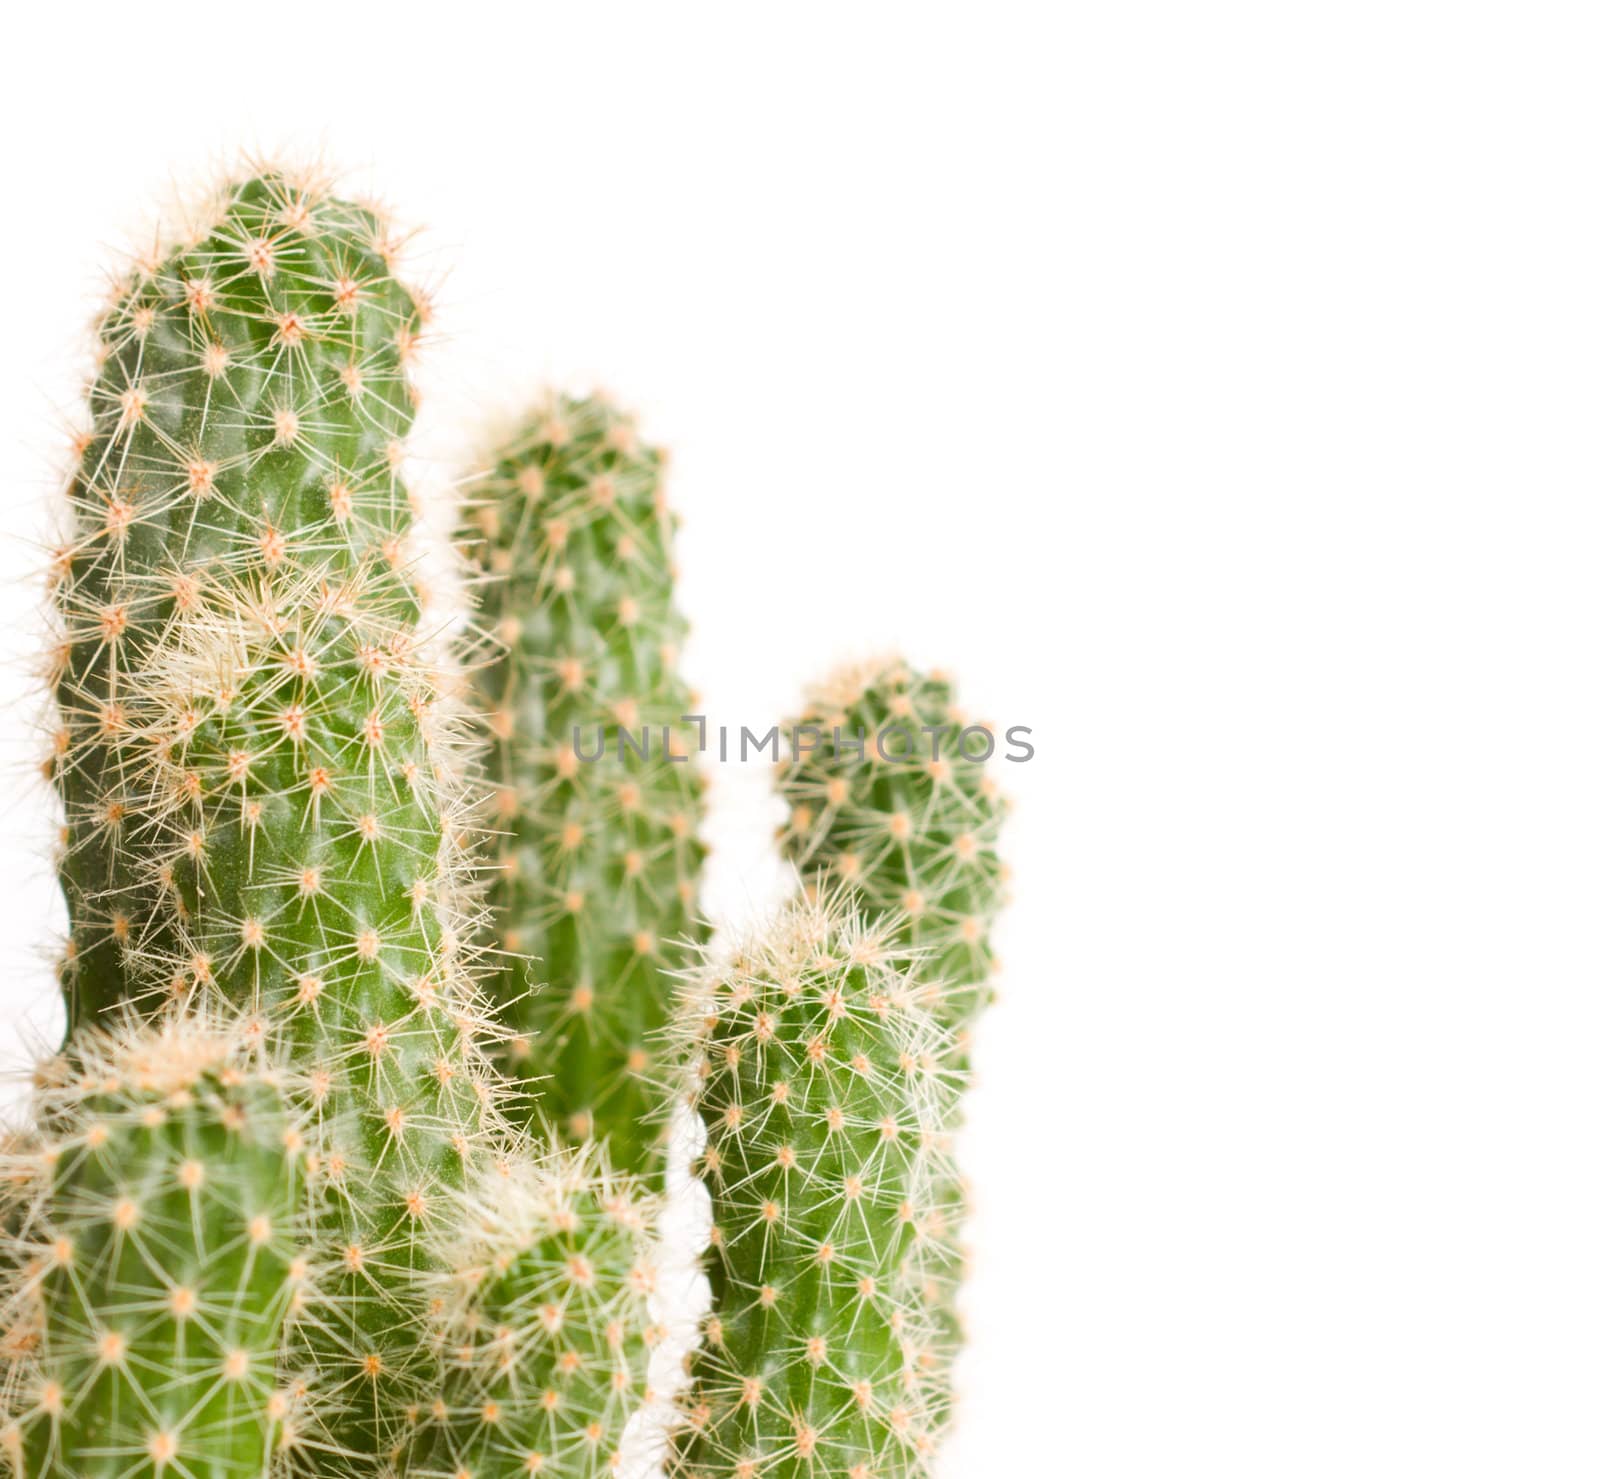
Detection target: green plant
<box><xmin>14</xmin><ymin>161</ymin><xmax>1018</xmax><ymax>1479</ymax></box>
<box><xmin>464</xmin><ymin>394</ymin><xmax>708</xmax><ymax>1176</ymax></box>
<box><xmin>44</xmin><ymin>167</ymin><xmax>505</xmax><ymax>1472</ymax></box>
<box><xmin>774</xmin><ymin>658</ymin><xmax>1007</xmax><ymax>1396</ymax></box>
<box><xmin>777</xmin><ymin>660</ymin><xmax>1007</xmax><ymax>1055</ymax></box>
<box><xmin>410</xmin><ymin>1141</ymin><xmax>661</xmax><ymax>1479</ymax></box>
<box><xmin>49</xmin><ymin>168</ymin><xmax>431</xmax><ymax>1037</ymax></box>
<box><xmin>670</xmin><ymin>894</ymin><xmax>957</xmax><ymax>1479</ymax></box>
<box><xmin>143</xmin><ymin>554</ymin><xmax>504</xmax><ymax>1468</ymax></box>
<box><xmin>0</xmin><ymin>1013</ymin><xmax>311</xmax><ymax>1478</ymax></box>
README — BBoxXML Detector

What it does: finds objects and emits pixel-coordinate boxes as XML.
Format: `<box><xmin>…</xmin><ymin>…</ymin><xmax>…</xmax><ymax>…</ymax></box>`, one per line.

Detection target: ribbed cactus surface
<box><xmin>466</xmin><ymin>394</ymin><xmax>707</xmax><ymax>1175</ymax></box>
<box><xmin>671</xmin><ymin>895</ymin><xmax>956</xmax><ymax>1479</ymax></box>
<box><xmin>50</xmin><ymin>169</ymin><xmax>427</xmax><ymax>1035</ymax></box>
<box><xmin>776</xmin><ymin>660</ymin><xmax>1010</xmax><ymax>1410</ymax></box>
<box><xmin>18</xmin><ymin>162</ymin><xmax>1019</xmax><ymax>1479</ymax></box>
<box><xmin>777</xmin><ymin>660</ymin><xmax>1007</xmax><ymax>1053</ymax></box>
<box><xmin>0</xmin><ymin>1015</ymin><xmax>307</xmax><ymax>1478</ymax></box>
<box><xmin>43</xmin><ymin>168</ymin><xmax>503</xmax><ymax>1473</ymax></box>
<box><xmin>412</xmin><ymin>1144</ymin><xmax>660</xmax><ymax>1479</ymax></box>
<box><xmin>142</xmin><ymin>554</ymin><xmax>501</xmax><ymax>1467</ymax></box>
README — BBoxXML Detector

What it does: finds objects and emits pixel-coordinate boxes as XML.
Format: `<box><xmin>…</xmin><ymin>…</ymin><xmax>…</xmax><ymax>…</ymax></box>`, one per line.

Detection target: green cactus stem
<box><xmin>45</xmin><ymin>166</ymin><xmax>505</xmax><ymax>1473</ymax></box>
<box><xmin>48</xmin><ymin>167</ymin><xmax>429</xmax><ymax>1035</ymax></box>
<box><xmin>464</xmin><ymin>393</ymin><xmax>708</xmax><ymax>1176</ymax></box>
<box><xmin>0</xmin><ymin>1013</ymin><xmax>309</xmax><ymax>1478</ymax></box>
<box><xmin>410</xmin><ymin>1141</ymin><xmax>661</xmax><ymax>1479</ymax></box>
<box><xmin>670</xmin><ymin>894</ymin><xmax>957</xmax><ymax>1479</ymax></box>
<box><xmin>777</xmin><ymin>660</ymin><xmax>1008</xmax><ymax>1055</ymax></box>
<box><xmin>136</xmin><ymin>533</ymin><xmax>502</xmax><ymax>1471</ymax></box>
<box><xmin>776</xmin><ymin>659</ymin><xmax>1011</xmax><ymax>1415</ymax></box>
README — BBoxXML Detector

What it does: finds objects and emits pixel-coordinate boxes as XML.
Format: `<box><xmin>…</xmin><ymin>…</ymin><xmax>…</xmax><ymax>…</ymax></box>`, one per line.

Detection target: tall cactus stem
<box><xmin>464</xmin><ymin>393</ymin><xmax>708</xmax><ymax>1177</ymax></box>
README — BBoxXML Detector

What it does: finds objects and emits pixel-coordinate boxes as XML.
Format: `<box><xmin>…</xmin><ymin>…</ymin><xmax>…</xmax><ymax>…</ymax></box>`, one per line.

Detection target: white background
<box><xmin>2</xmin><ymin>4</ymin><xmax>1596</xmax><ymax>1474</ymax></box>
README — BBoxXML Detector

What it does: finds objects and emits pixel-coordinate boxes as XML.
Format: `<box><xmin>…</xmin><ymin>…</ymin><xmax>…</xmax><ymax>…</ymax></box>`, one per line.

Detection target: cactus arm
<box><xmin>775</xmin><ymin>659</ymin><xmax>1009</xmax><ymax>1399</ymax></box>
<box><xmin>50</xmin><ymin>170</ymin><xmax>424</xmax><ymax>1034</ymax></box>
<box><xmin>465</xmin><ymin>394</ymin><xmax>708</xmax><ymax>1177</ymax></box>
<box><xmin>777</xmin><ymin>660</ymin><xmax>1008</xmax><ymax>1052</ymax></box>
<box><xmin>1</xmin><ymin>1015</ymin><xmax>308</xmax><ymax>1479</ymax></box>
<box><xmin>45</xmin><ymin>168</ymin><xmax>502</xmax><ymax>1472</ymax></box>
<box><xmin>410</xmin><ymin>1142</ymin><xmax>661</xmax><ymax>1479</ymax></box>
<box><xmin>670</xmin><ymin>896</ymin><xmax>956</xmax><ymax>1479</ymax></box>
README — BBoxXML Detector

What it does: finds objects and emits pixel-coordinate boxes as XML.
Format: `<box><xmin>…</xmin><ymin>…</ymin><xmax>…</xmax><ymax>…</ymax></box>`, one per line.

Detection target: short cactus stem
<box><xmin>411</xmin><ymin>1142</ymin><xmax>662</xmax><ymax>1479</ymax></box>
<box><xmin>0</xmin><ymin>1013</ymin><xmax>309</xmax><ymax>1478</ymax></box>
<box><xmin>48</xmin><ymin>168</ymin><xmax>430</xmax><ymax>1036</ymax></box>
<box><xmin>465</xmin><ymin>393</ymin><xmax>708</xmax><ymax>1176</ymax></box>
<box><xmin>777</xmin><ymin>659</ymin><xmax>1008</xmax><ymax>1054</ymax></box>
<box><xmin>670</xmin><ymin>894</ymin><xmax>959</xmax><ymax>1479</ymax></box>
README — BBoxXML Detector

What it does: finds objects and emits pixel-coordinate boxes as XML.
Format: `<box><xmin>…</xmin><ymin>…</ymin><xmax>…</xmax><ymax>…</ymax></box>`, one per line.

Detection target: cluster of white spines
<box><xmin>0</xmin><ymin>1011</ymin><xmax>317</xmax><ymax>1478</ymax></box>
<box><xmin>410</xmin><ymin>1141</ymin><xmax>664</xmax><ymax>1478</ymax></box>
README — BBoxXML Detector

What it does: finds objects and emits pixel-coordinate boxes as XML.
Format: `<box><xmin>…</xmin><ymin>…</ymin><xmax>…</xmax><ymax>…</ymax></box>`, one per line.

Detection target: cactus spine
<box><xmin>1</xmin><ymin>1014</ymin><xmax>309</xmax><ymax>1478</ymax></box>
<box><xmin>411</xmin><ymin>1143</ymin><xmax>661</xmax><ymax>1479</ymax></box>
<box><xmin>671</xmin><ymin>895</ymin><xmax>956</xmax><ymax>1479</ymax></box>
<box><xmin>44</xmin><ymin>168</ymin><xmax>504</xmax><ymax>1470</ymax></box>
<box><xmin>465</xmin><ymin>394</ymin><xmax>707</xmax><ymax>1175</ymax></box>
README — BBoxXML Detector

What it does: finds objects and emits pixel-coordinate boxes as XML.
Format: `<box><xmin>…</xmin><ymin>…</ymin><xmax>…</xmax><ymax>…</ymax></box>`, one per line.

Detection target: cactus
<box><xmin>0</xmin><ymin>1013</ymin><xmax>311</xmax><ymax>1478</ymax></box>
<box><xmin>670</xmin><ymin>894</ymin><xmax>957</xmax><ymax>1479</ymax></box>
<box><xmin>464</xmin><ymin>394</ymin><xmax>708</xmax><ymax>1175</ymax></box>
<box><xmin>139</xmin><ymin>554</ymin><xmax>503</xmax><ymax>1469</ymax></box>
<box><xmin>43</xmin><ymin>166</ymin><xmax>505</xmax><ymax>1471</ymax></box>
<box><xmin>777</xmin><ymin>660</ymin><xmax>1007</xmax><ymax>1054</ymax></box>
<box><xmin>775</xmin><ymin>660</ymin><xmax>1010</xmax><ymax>1407</ymax></box>
<box><xmin>410</xmin><ymin>1141</ymin><xmax>661</xmax><ymax>1479</ymax></box>
<box><xmin>49</xmin><ymin>168</ymin><xmax>430</xmax><ymax>1035</ymax></box>
<box><xmin>19</xmin><ymin>164</ymin><xmax>1016</xmax><ymax>1479</ymax></box>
